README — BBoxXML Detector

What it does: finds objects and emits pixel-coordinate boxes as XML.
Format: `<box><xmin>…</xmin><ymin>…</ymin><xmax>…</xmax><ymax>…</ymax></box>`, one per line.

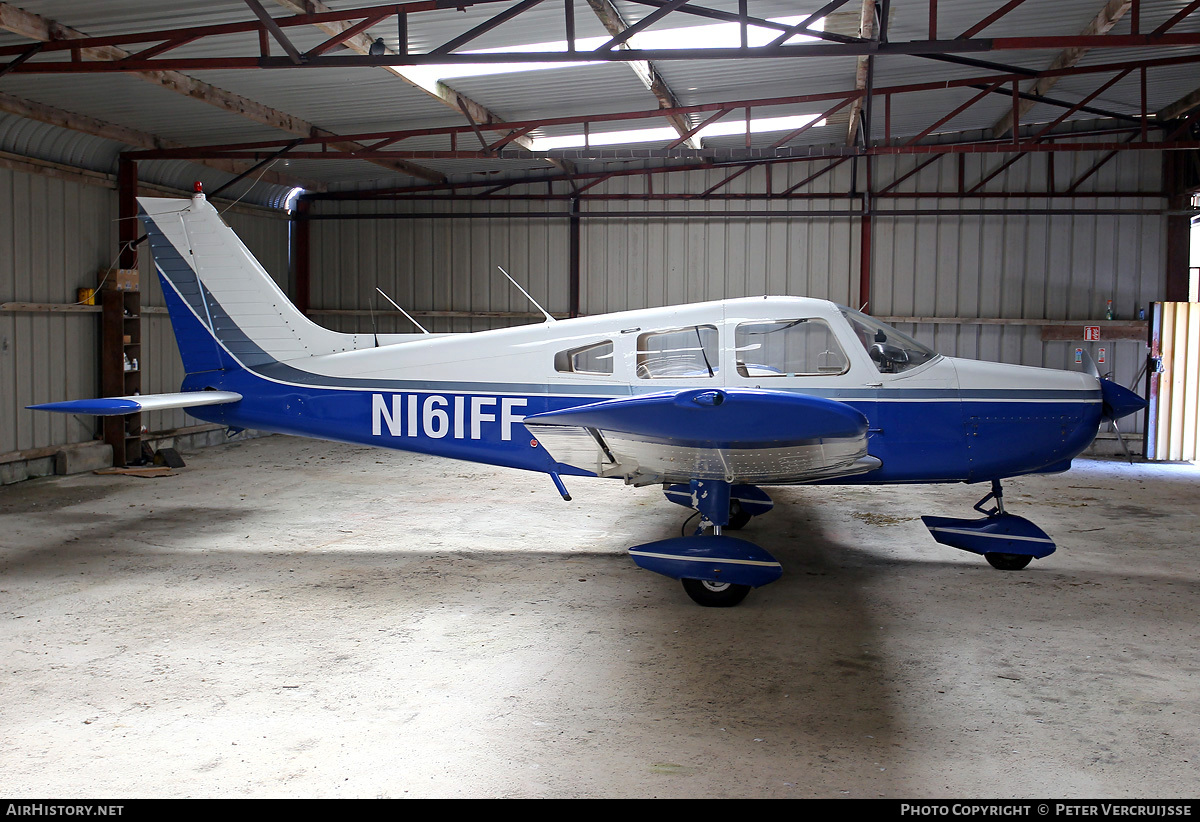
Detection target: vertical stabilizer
<box><xmin>140</xmin><ymin>192</ymin><xmax>354</xmax><ymax>376</ymax></box>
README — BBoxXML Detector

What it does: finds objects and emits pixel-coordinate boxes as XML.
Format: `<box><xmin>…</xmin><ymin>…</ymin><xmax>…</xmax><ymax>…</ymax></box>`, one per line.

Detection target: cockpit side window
<box><xmin>636</xmin><ymin>325</ymin><xmax>719</xmax><ymax>379</ymax></box>
<box><xmin>734</xmin><ymin>319</ymin><xmax>848</xmax><ymax>377</ymax></box>
<box><xmin>554</xmin><ymin>341</ymin><xmax>614</xmax><ymax>375</ymax></box>
<box><xmin>839</xmin><ymin>307</ymin><xmax>938</xmax><ymax>374</ymax></box>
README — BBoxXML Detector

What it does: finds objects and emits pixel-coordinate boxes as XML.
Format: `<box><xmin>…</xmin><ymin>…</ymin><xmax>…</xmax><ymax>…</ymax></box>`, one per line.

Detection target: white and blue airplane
<box><xmin>31</xmin><ymin>188</ymin><xmax>1147</xmax><ymax>606</ymax></box>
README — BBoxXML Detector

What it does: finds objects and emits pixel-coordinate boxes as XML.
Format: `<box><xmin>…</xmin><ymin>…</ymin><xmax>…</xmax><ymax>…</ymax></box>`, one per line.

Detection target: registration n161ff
<box><xmin>371</xmin><ymin>393</ymin><xmax>528</xmax><ymax>441</ymax></box>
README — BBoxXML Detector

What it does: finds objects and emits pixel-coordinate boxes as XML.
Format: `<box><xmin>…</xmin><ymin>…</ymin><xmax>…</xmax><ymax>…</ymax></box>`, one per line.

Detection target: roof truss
<box><xmin>0</xmin><ymin>0</ymin><xmax>1197</xmax><ymax>201</ymax></box>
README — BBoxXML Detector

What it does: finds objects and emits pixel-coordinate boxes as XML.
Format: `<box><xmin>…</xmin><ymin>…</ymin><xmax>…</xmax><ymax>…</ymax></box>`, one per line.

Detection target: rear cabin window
<box><xmin>734</xmin><ymin>319</ymin><xmax>849</xmax><ymax>377</ymax></box>
<box><xmin>636</xmin><ymin>325</ymin><xmax>719</xmax><ymax>379</ymax></box>
<box><xmin>554</xmin><ymin>341</ymin><xmax>614</xmax><ymax>375</ymax></box>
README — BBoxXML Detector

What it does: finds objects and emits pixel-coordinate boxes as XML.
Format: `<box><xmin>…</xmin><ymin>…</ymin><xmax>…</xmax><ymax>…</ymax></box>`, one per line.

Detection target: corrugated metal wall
<box><xmin>0</xmin><ymin>167</ymin><xmax>115</xmax><ymax>456</ymax></box>
<box><xmin>309</xmin><ymin>202</ymin><xmax>570</xmax><ymax>334</ymax></box>
<box><xmin>0</xmin><ymin>165</ymin><xmax>289</xmax><ymax>456</ymax></box>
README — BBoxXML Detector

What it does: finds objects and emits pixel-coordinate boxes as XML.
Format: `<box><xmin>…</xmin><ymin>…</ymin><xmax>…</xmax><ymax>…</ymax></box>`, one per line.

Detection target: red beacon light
<box><xmin>193</xmin><ymin>181</ymin><xmax>204</xmax><ymax>194</ymax></box>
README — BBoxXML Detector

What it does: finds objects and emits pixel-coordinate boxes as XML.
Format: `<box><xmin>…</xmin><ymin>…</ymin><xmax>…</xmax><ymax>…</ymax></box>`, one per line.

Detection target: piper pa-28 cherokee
<box><xmin>31</xmin><ymin>187</ymin><xmax>1147</xmax><ymax>607</ymax></box>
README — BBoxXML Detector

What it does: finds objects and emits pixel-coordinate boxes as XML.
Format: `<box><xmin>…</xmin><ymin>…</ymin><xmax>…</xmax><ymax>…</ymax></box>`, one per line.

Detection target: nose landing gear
<box><xmin>921</xmin><ymin>480</ymin><xmax>1056</xmax><ymax>570</ymax></box>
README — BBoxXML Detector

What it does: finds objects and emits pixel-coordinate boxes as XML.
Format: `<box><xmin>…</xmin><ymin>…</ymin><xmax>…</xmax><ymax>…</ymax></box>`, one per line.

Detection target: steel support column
<box><xmin>1163</xmin><ymin>150</ymin><xmax>1198</xmax><ymax>301</ymax></box>
<box><xmin>568</xmin><ymin>197</ymin><xmax>581</xmax><ymax>318</ymax></box>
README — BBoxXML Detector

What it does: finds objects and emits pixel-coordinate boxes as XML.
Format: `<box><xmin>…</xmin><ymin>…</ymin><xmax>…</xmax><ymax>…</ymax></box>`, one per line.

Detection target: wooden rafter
<box><xmin>0</xmin><ymin>1</ymin><xmax>445</xmax><ymax>184</ymax></box>
<box><xmin>845</xmin><ymin>0</ymin><xmax>877</xmax><ymax>146</ymax></box>
<box><xmin>990</xmin><ymin>0</ymin><xmax>1131</xmax><ymax>139</ymax></box>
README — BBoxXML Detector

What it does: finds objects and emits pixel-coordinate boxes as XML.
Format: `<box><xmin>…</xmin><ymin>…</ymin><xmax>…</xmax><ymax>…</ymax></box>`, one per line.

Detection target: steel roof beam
<box><xmin>0</xmin><ymin>1</ymin><xmax>445</xmax><ymax>184</ymax></box>
<box><xmin>623</xmin><ymin>0</ymin><xmax>862</xmax><ymax>42</ymax></box>
<box><xmin>966</xmin><ymin>79</ymin><xmax>1139</xmax><ymax>124</ymax></box>
<box><xmin>0</xmin><ymin>90</ymin><xmax>320</xmax><ymax>190</ymax></box>
<box><xmin>904</xmin><ymin>80</ymin><xmax>1007</xmax><ymax>147</ymax></box>
<box><xmin>430</xmin><ymin>0</ymin><xmax>545</xmax><ymax>55</ymax></box>
<box><xmin>585</xmin><ymin>0</ymin><xmax>699</xmax><ymax>149</ymax></box>
<box><xmin>149</xmin><ymin>136</ymin><xmax>1195</xmax><ymax>162</ymax></box>
<box><xmin>122</xmin><ymin>48</ymin><xmax>1200</xmax><ymax>162</ymax></box>
<box><xmin>1029</xmin><ymin>68</ymin><xmax>1134</xmax><ymax>138</ymax></box>
<box><xmin>243</xmin><ymin>0</ymin><xmax>304</xmax><ymax>64</ymax></box>
<box><xmin>766</xmin><ymin>0</ymin><xmax>857</xmax><ymax>48</ymax></box>
<box><xmin>268</xmin><ymin>0</ymin><xmax>570</xmax><ymax>175</ymax></box>
<box><xmin>596</xmin><ymin>0</ymin><xmax>691</xmax><ymax>51</ymax></box>
<box><xmin>959</xmin><ymin>0</ymin><xmax>1030</xmax><ymax>39</ymax></box>
<box><xmin>12</xmin><ymin>33</ymin><xmax>1200</xmax><ymax>70</ymax></box>
<box><xmin>299</xmin><ymin>125</ymin><xmax>1151</xmax><ymax>199</ymax></box>
<box><xmin>0</xmin><ymin>1</ymin><xmax>517</xmax><ymax>58</ymax></box>
<box><xmin>1157</xmin><ymin>85</ymin><xmax>1200</xmax><ymax>121</ymax></box>
<box><xmin>4</xmin><ymin>0</ymin><xmax>1199</xmax><ymax>66</ymax></box>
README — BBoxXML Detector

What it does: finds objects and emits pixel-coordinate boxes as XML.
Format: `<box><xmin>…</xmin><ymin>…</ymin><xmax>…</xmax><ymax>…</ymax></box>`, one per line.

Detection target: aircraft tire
<box><xmin>726</xmin><ymin>502</ymin><xmax>752</xmax><ymax>531</ymax></box>
<box><xmin>681</xmin><ymin>578</ymin><xmax>751</xmax><ymax>607</ymax></box>
<box><xmin>984</xmin><ymin>552</ymin><xmax>1033</xmax><ymax>571</ymax></box>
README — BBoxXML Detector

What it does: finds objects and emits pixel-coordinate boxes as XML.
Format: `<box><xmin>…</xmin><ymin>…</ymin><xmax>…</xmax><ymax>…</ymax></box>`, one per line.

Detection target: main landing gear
<box><xmin>921</xmin><ymin>479</ymin><xmax>1056</xmax><ymax>570</ymax></box>
<box><xmin>629</xmin><ymin>480</ymin><xmax>781</xmax><ymax>607</ymax></box>
<box><xmin>680</xmin><ymin>577</ymin><xmax>751</xmax><ymax>608</ymax></box>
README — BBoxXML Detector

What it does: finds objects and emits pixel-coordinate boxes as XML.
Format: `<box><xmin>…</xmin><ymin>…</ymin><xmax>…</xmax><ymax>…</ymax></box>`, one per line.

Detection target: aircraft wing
<box><xmin>524</xmin><ymin>388</ymin><xmax>880</xmax><ymax>486</ymax></box>
<box><xmin>28</xmin><ymin>391</ymin><xmax>243</xmax><ymax>416</ymax></box>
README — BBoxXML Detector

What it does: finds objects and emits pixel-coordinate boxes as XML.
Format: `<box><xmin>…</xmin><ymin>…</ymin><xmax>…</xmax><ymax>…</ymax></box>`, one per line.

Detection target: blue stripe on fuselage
<box><xmin>182</xmin><ymin>367</ymin><xmax>1102</xmax><ymax>484</ymax></box>
<box><xmin>182</xmin><ymin>369</ymin><xmax>592</xmax><ymax>475</ymax></box>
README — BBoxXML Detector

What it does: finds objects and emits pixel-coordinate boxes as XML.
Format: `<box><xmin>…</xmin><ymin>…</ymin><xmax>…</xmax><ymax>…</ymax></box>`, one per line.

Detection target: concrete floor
<box><xmin>1</xmin><ymin>434</ymin><xmax>1197</xmax><ymax>799</ymax></box>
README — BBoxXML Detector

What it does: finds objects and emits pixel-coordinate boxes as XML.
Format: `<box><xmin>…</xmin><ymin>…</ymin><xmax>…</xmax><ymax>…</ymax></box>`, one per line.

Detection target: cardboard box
<box><xmin>98</xmin><ymin>268</ymin><xmax>139</xmax><ymax>292</ymax></box>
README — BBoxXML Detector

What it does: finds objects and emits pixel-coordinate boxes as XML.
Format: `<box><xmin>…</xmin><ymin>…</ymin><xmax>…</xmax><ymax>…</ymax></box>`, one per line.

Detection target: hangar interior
<box><xmin>1</xmin><ymin>0</ymin><xmax>1199</xmax><ymax>799</ymax></box>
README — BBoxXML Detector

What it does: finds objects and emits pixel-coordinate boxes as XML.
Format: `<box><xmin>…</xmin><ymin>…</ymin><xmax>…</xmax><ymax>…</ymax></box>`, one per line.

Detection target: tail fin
<box><xmin>140</xmin><ymin>192</ymin><xmax>351</xmax><ymax>376</ymax></box>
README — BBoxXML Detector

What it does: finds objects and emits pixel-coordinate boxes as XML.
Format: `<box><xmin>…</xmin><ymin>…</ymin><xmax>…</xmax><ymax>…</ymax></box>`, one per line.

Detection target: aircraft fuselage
<box><xmin>179</xmin><ymin>296</ymin><xmax>1103</xmax><ymax>486</ymax></box>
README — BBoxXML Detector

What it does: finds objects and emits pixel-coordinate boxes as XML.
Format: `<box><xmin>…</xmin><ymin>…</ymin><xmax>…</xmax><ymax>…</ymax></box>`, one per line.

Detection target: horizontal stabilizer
<box><xmin>28</xmin><ymin>391</ymin><xmax>242</xmax><ymax>416</ymax></box>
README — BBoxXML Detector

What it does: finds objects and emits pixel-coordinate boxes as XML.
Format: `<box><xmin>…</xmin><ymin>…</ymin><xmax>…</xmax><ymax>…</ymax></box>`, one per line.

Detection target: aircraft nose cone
<box><xmin>1100</xmin><ymin>379</ymin><xmax>1147</xmax><ymax>421</ymax></box>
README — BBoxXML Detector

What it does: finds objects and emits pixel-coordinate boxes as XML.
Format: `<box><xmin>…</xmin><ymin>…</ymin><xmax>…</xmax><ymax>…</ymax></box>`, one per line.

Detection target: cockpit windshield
<box><xmin>839</xmin><ymin>306</ymin><xmax>939</xmax><ymax>374</ymax></box>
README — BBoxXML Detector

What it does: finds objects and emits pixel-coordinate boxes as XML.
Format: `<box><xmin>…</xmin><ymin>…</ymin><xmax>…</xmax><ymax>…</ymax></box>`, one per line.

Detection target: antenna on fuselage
<box><xmin>497</xmin><ymin>265</ymin><xmax>555</xmax><ymax>324</ymax></box>
<box><xmin>375</xmin><ymin>287</ymin><xmax>430</xmax><ymax>334</ymax></box>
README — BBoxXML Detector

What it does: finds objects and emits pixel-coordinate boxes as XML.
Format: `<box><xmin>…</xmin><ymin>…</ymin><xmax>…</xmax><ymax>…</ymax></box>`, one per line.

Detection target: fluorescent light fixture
<box><xmin>528</xmin><ymin>114</ymin><xmax>827</xmax><ymax>151</ymax></box>
<box><xmin>400</xmin><ymin>15</ymin><xmax>824</xmax><ymax>90</ymax></box>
